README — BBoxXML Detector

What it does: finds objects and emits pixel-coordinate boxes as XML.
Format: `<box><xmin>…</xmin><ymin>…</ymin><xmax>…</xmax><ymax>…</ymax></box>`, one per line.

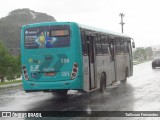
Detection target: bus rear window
<box><xmin>50</xmin><ymin>30</ymin><xmax>70</xmax><ymax>37</ymax></box>
<box><xmin>24</xmin><ymin>25</ymin><xmax>70</xmax><ymax>49</ymax></box>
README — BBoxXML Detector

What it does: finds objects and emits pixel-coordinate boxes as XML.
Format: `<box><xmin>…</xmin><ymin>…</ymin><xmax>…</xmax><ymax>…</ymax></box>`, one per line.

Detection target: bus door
<box><xmin>87</xmin><ymin>35</ymin><xmax>96</xmax><ymax>90</ymax></box>
<box><xmin>109</xmin><ymin>39</ymin><xmax>116</xmax><ymax>82</ymax></box>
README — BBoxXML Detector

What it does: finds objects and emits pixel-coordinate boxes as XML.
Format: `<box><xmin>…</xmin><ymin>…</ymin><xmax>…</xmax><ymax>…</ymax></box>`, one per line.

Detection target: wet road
<box><xmin>0</xmin><ymin>61</ymin><xmax>160</xmax><ymax>120</ymax></box>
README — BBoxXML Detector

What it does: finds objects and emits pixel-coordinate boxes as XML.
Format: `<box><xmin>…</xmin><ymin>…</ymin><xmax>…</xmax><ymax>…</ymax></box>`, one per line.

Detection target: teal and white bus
<box><xmin>21</xmin><ymin>22</ymin><xmax>134</xmax><ymax>95</ymax></box>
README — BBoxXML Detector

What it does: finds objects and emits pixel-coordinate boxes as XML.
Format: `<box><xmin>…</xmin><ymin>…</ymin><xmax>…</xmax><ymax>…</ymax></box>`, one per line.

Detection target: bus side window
<box><xmin>81</xmin><ymin>32</ymin><xmax>88</xmax><ymax>55</ymax></box>
<box><xmin>106</xmin><ymin>37</ymin><xmax>110</xmax><ymax>54</ymax></box>
<box><xmin>101</xmin><ymin>36</ymin><xmax>109</xmax><ymax>54</ymax></box>
<box><xmin>95</xmin><ymin>35</ymin><xmax>102</xmax><ymax>55</ymax></box>
<box><xmin>109</xmin><ymin>38</ymin><xmax>115</xmax><ymax>61</ymax></box>
<box><xmin>115</xmin><ymin>37</ymin><xmax>120</xmax><ymax>54</ymax></box>
<box><xmin>124</xmin><ymin>39</ymin><xmax>128</xmax><ymax>53</ymax></box>
<box><xmin>127</xmin><ymin>40</ymin><xmax>131</xmax><ymax>53</ymax></box>
<box><xmin>116</xmin><ymin>37</ymin><xmax>124</xmax><ymax>54</ymax></box>
<box><xmin>120</xmin><ymin>38</ymin><xmax>124</xmax><ymax>53</ymax></box>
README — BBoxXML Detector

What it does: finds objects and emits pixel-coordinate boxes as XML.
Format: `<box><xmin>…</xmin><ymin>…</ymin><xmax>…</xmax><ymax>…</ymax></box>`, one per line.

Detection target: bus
<box><xmin>21</xmin><ymin>22</ymin><xmax>135</xmax><ymax>95</ymax></box>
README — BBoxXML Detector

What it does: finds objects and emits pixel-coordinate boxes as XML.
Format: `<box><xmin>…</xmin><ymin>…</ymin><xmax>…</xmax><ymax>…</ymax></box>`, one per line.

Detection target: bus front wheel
<box><xmin>100</xmin><ymin>73</ymin><xmax>106</xmax><ymax>93</ymax></box>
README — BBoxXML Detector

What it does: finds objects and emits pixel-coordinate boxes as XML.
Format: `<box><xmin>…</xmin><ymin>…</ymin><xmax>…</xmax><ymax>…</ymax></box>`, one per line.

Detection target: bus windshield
<box><xmin>24</xmin><ymin>25</ymin><xmax>70</xmax><ymax>49</ymax></box>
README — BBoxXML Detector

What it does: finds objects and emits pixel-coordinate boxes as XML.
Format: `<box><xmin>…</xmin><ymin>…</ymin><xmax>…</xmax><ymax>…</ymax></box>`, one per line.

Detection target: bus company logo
<box><xmin>25</xmin><ymin>30</ymin><xmax>37</xmax><ymax>35</ymax></box>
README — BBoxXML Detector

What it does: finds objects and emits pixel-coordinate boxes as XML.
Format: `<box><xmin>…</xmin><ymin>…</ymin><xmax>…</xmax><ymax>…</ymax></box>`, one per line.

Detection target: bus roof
<box><xmin>22</xmin><ymin>22</ymin><xmax>130</xmax><ymax>38</ymax></box>
<box><xmin>78</xmin><ymin>23</ymin><xmax>130</xmax><ymax>38</ymax></box>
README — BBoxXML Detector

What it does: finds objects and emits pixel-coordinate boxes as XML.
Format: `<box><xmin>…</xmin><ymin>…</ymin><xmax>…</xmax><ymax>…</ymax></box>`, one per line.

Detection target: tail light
<box><xmin>71</xmin><ymin>63</ymin><xmax>78</xmax><ymax>79</ymax></box>
<box><xmin>22</xmin><ymin>66</ymin><xmax>29</xmax><ymax>80</ymax></box>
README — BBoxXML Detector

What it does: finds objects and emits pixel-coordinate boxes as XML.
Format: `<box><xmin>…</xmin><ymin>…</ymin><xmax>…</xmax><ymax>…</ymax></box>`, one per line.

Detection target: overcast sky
<box><xmin>1</xmin><ymin>0</ymin><xmax>160</xmax><ymax>47</ymax></box>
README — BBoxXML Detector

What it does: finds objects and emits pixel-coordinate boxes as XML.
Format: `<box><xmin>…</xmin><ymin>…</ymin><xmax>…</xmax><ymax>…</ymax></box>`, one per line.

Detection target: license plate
<box><xmin>45</xmin><ymin>72</ymin><xmax>55</xmax><ymax>76</ymax></box>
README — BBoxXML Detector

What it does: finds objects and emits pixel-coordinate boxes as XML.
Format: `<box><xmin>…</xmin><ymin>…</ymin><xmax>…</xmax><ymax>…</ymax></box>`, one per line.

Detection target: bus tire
<box><xmin>100</xmin><ymin>73</ymin><xmax>106</xmax><ymax>93</ymax></box>
<box><xmin>120</xmin><ymin>68</ymin><xmax>128</xmax><ymax>84</ymax></box>
<box><xmin>52</xmin><ymin>90</ymin><xmax>68</xmax><ymax>98</ymax></box>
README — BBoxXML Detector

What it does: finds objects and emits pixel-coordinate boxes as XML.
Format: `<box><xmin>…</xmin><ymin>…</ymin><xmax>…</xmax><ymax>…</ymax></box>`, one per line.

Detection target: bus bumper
<box><xmin>22</xmin><ymin>77</ymin><xmax>83</xmax><ymax>91</ymax></box>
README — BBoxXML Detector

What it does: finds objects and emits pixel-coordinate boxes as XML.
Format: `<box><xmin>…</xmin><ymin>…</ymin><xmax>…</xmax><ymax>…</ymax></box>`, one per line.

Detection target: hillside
<box><xmin>0</xmin><ymin>8</ymin><xmax>56</xmax><ymax>55</ymax></box>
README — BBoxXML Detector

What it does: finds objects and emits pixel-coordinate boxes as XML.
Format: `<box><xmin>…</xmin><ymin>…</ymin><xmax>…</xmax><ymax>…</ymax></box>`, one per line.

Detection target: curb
<box><xmin>0</xmin><ymin>83</ymin><xmax>22</xmax><ymax>89</ymax></box>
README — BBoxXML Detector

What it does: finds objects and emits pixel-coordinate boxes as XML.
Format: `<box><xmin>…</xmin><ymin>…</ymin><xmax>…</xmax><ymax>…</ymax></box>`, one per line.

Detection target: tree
<box><xmin>133</xmin><ymin>47</ymin><xmax>153</xmax><ymax>62</ymax></box>
<box><xmin>0</xmin><ymin>40</ymin><xmax>21</xmax><ymax>83</ymax></box>
<box><xmin>0</xmin><ymin>41</ymin><xmax>8</xmax><ymax>82</ymax></box>
<box><xmin>145</xmin><ymin>47</ymin><xmax>153</xmax><ymax>60</ymax></box>
<box><xmin>5</xmin><ymin>55</ymin><xmax>21</xmax><ymax>81</ymax></box>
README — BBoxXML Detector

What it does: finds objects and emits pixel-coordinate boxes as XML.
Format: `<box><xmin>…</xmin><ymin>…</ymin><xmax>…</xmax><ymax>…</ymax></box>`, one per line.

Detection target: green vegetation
<box><xmin>133</xmin><ymin>60</ymin><xmax>150</xmax><ymax>65</ymax></box>
<box><xmin>0</xmin><ymin>41</ymin><xmax>21</xmax><ymax>83</ymax></box>
<box><xmin>133</xmin><ymin>47</ymin><xmax>153</xmax><ymax>63</ymax></box>
<box><xmin>0</xmin><ymin>80</ymin><xmax>22</xmax><ymax>86</ymax></box>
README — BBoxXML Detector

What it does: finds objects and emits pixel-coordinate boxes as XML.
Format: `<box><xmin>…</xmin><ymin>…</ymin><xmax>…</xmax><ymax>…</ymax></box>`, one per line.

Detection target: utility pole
<box><xmin>119</xmin><ymin>13</ymin><xmax>125</xmax><ymax>33</ymax></box>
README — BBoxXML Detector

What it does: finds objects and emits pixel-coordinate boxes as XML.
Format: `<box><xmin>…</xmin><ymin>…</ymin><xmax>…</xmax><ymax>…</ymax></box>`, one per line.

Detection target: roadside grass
<box><xmin>133</xmin><ymin>61</ymin><xmax>142</xmax><ymax>65</ymax></box>
<box><xmin>133</xmin><ymin>60</ymin><xmax>151</xmax><ymax>65</ymax></box>
<box><xmin>0</xmin><ymin>80</ymin><xmax>22</xmax><ymax>86</ymax></box>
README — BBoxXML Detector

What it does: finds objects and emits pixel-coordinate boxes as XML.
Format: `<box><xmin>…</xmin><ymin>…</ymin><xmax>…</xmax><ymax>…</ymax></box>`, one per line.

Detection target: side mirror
<box><xmin>132</xmin><ymin>42</ymin><xmax>135</xmax><ymax>48</ymax></box>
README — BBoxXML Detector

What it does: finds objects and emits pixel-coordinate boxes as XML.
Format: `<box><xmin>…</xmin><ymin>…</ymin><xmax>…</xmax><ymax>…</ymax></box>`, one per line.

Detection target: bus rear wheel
<box><xmin>121</xmin><ymin>69</ymin><xmax>128</xmax><ymax>84</ymax></box>
<box><xmin>100</xmin><ymin>73</ymin><xmax>106</xmax><ymax>93</ymax></box>
<box><xmin>52</xmin><ymin>90</ymin><xmax>68</xmax><ymax>98</ymax></box>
